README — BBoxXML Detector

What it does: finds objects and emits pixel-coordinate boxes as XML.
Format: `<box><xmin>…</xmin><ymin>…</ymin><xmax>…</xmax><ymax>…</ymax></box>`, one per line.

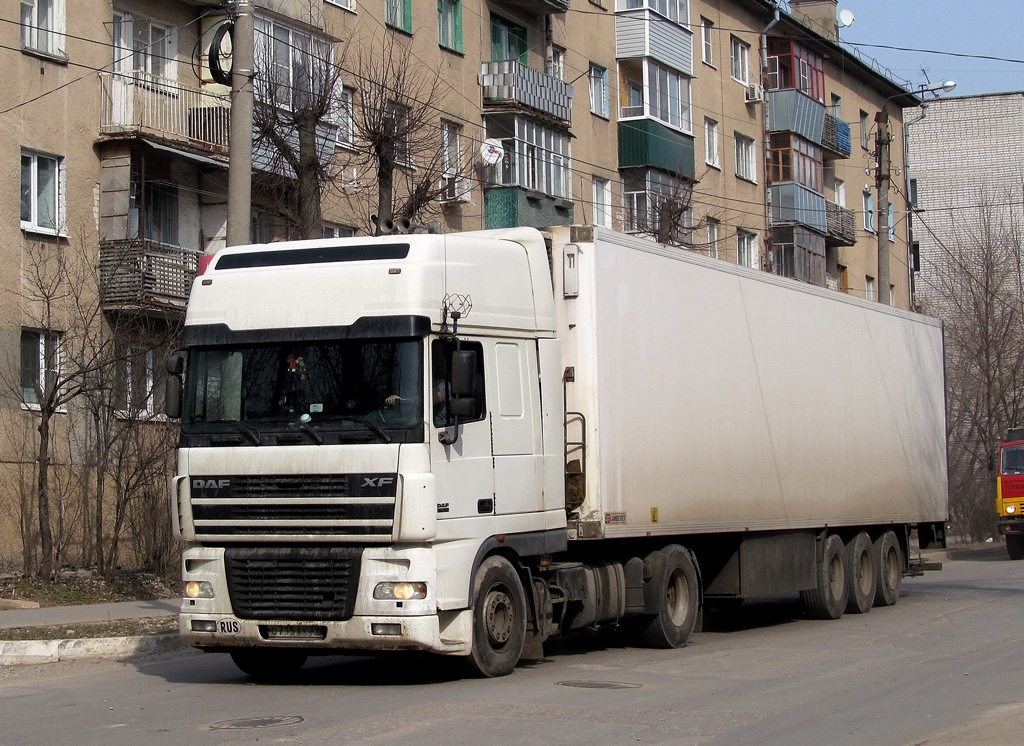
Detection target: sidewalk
<box><xmin>0</xmin><ymin>598</ymin><xmax>184</xmax><ymax>665</ymax></box>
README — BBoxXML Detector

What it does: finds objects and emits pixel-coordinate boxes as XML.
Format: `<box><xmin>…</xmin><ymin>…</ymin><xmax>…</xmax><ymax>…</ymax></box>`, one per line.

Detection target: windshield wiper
<box><xmin>218</xmin><ymin>419</ymin><xmax>262</xmax><ymax>445</ymax></box>
<box><xmin>295</xmin><ymin>416</ymin><xmax>324</xmax><ymax>444</ymax></box>
<box><xmin>338</xmin><ymin>415</ymin><xmax>393</xmax><ymax>444</ymax></box>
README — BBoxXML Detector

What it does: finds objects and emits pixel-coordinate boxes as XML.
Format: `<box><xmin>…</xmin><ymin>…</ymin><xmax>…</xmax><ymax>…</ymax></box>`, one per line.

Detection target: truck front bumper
<box><xmin>998</xmin><ymin>518</ymin><xmax>1024</xmax><ymax>535</ymax></box>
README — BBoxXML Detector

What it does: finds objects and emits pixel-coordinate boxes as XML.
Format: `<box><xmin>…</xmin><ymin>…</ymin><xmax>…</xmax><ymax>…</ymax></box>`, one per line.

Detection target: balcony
<box><xmin>825</xmin><ymin>200</ymin><xmax>857</xmax><ymax>246</ymax></box>
<box><xmin>497</xmin><ymin>0</ymin><xmax>570</xmax><ymax>13</ymax></box>
<box><xmin>766</xmin><ymin>89</ymin><xmax>825</xmax><ymax>144</ymax></box>
<box><xmin>99</xmin><ymin>72</ymin><xmax>230</xmax><ymax>153</ymax></box>
<box><xmin>771</xmin><ymin>182</ymin><xmax>827</xmax><ymax>235</ymax></box>
<box><xmin>822</xmin><ymin>112</ymin><xmax>852</xmax><ymax>159</ymax></box>
<box><xmin>618</xmin><ymin>119</ymin><xmax>694</xmax><ymax>180</ymax></box>
<box><xmin>615</xmin><ymin>9</ymin><xmax>693</xmax><ymax>76</ymax></box>
<box><xmin>479</xmin><ymin>61</ymin><xmax>573</xmax><ymax>124</ymax></box>
<box><xmin>99</xmin><ymin>239</ymin><xmax>200</xmax><ymax>313</ymax></box>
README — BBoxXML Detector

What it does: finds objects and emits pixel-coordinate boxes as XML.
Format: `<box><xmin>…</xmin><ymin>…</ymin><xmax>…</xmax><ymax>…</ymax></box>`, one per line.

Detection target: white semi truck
<box><xmin>167</xmin><ymin>225</ymin><xmax>948</xmax><ymax>678</ymax></box>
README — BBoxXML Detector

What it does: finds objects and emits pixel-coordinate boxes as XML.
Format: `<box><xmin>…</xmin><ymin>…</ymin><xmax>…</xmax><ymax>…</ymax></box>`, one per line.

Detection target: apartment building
<box><xmin>1</xmin><ymin>0</ymin><xmax>916</xmax><ymax>569</ymax></box>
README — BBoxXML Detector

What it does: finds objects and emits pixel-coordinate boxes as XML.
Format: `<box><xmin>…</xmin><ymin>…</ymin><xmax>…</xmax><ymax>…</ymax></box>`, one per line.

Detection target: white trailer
<box><xmin>168</xmin><ymin>225</ymin><xmax>948</xmax><ymax>678</ymax></box>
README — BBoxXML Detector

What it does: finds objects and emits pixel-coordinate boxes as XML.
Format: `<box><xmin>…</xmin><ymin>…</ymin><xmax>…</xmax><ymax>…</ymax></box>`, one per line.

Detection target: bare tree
<box><xmin>917</xmin><ymin>193</ymin><xmax>1024</xmax><ymax>541</ymax></box>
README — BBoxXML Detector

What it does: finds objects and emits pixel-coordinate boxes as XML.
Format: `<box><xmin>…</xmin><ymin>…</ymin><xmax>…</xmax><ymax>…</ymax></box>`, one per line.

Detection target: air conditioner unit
<box><xmin>440</xmin><ymin>176</ymin><xmax>472</xmax><ymax>203</ymax></box>
<box><xmin>745</xmin><ymin>84</ymin><xmax>764</xmax><ymax>103</ymax></box>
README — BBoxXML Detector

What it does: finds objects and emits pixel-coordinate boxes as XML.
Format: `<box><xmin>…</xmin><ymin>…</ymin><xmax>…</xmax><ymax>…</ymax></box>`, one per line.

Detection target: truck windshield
<box><xmin>1001</xmin><ymin>444</ymin><xmax>1024</xmax><ymax>476</ymax></box>
<box><xmin>182</xmin><ymin>338</ymin><xmax>423</xmax><ymax>441</ymax></box>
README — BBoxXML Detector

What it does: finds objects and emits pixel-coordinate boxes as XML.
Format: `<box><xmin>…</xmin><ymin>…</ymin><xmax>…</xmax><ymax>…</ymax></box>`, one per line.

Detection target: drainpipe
<box><xmin>903</xmin><ymin>103</ymin><xmax>928</xmax><ymax>309</ymax></box>
<box><xmin>760</xmin><ymin>4</ymin><xmax>781</xmax><ymax>270</ymax></box>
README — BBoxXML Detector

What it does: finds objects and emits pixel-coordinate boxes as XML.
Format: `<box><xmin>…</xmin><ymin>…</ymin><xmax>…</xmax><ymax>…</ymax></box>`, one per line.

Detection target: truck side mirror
<box><xmin>165</xmin><ymin>353</ymin><xmax>184</xmax><ymax>419</ymax></box>
<box><xmin>450</xmin><ymin>350</ymin><xmax>476</xmax><ymax>396</ymax></box>
<box><xmin>166</xmin><ymin>353</ymin><xmax>184</xmax><ymax>376</ymax></box>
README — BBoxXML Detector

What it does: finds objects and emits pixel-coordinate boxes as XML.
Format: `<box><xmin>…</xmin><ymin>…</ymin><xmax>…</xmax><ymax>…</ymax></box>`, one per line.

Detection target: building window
<box><xmin>547</xmin><ymin>45</ymin><xmax>565</xmax><ymax>80</ymax></box>
<box><xmin>622</xmin><ymin>169</ymin><xmax>687</xmax><ymax>236</ymax></box>
<box><xmin>860</xmin><ymin>110</ymin><xmax>870</xmax><ymax>149</ymax></box>
<box><xmin>438</xmin><ymin>0</ymin><xmax>462</xmax><ymax>53</ymax></box>
<box><xmin>648</xmin><ymin>61</ymin><xmax>691</xmax><ymax>131</ymax></box>
<box><xmin>114</xmin><ymin>345</ymin><xmax>160</xmax><ymax>416</ymax></box>
<box><xmin>865</xmin><ymin>275</ymin><xmax>875</xmax><ymax>301</ymax></box>
<box><xmin>325</xmin><ymin>0</ymin><xmax>354</xmax><ymax>8</ymax></box>
<box><xmin>254</xmin><ymin>16</ymin><xmax>332</xmax><ymax>109</ymax></box>
<box><xmin>888</xmin><ymin>203</ymin><xmax>895</xmax><ymax>241</ymax></box>
<box><xmin>863</xmin><ymin>191</ymin><xmax>875</xmax><ymax>232</ymax></box>
<box><xmin>834</xmin><ymin>177</ymin><xmax>846</xmax><ymax>207</ymax></box>
<box><xmin>440</xmin><ymin>120</ymin><xmax>470</xmax><ymax>202</ymax></box>
<box><xmin>336</xmin><ymin>86</ymin><xmax>354</xmax><ymax>148</ymax></box>
<box><xmin>707</xmin><ymin>219</ymin><xmax>719</xmax><ymax>258</ymax></box>
<box><xmin>141</xmin><ymin>182</ymin><xmax>179</xmax><ymax>246</ymax></box>
<box><xmin>386</xmin><ymin>0</ymin><xmax>413</xmax><ymax>34</ymax></box>
<box><xmin>488</xmin><ymin>116</ymin><xmax>571</xmax><ymax>199</ymax></box>
<box><xmin>772</xmin><ymin>226</ymin><xmax>825</xmax><ymax>286</ymax></box>
<box><xmin>730</xmin><ymin>36</ymin><xmax>750</xmax><ymax>84</ymax></box>
<box><xmin>737</xmin><ymin>230</ymin><xmax>757</xmax><ymax>269</ymax></box>
<box><xmin>700</xmin><ymin>17</ymin><xmax>714</xmax><ymax>65</ymax></box>
<box><xmin>765</xmin><ymin>38</ymin><xmax>825</xmax><ymax>102</ymax></box>
<box><xmin>113</xmin><ymin>11</ymin><xmax>175</xmax><ymax>79</ymax></box>
<box><xmin>593</xmin><ymin>176</ymin><xmax>612</xmax><ymax>227</ymax></box>
<box><xmin>769</xmin><ymin>133</ymin><xmax>823</xmax><ymax>191</ymax></box>
<box><xmin>20</xmin><ymin>0</ymin><xmax>64</xmax><ymax>57</ymax></box>
<box><xmin>589</xmin><ymin>63</ymin><xmax>610</xmax><ymax>118</ymax></box>
<box><xmin>490</xmin><ymin>15</ymin><xmax>527</xmax><ymax>64</ymax></box>
<box><xmin>734</xmin><ymin>134</ymin><xmax>756</xmax><ymax>182</ymax></box>
<box><xmin>909</xmin><ymin>178</ymin><xmax>919</xmax><ymax>209</ymax></box>
<box><xmin>389</xmin><ymin>102</ymin><xmax>411</xmax><ymax>166</ymax></box>
<box><xmin>704</xmin><ymin>118</ymin><xmax>719</xmax><ymax>167</ymax></box>
<box><xmin>20</xmin><ymin>329</ymin><xmax>60</xmax><ymax>407</ymax></box>
<box><xmin>620</xmin><ymin>0</ymin><xmax>689</xmax><ymax>24</ymax></box>
<box><xmin>323</xmin><ymin>223</ymin><xmax>355</xmax><ymax>238</ymax></box>
<box><xmin>20</xmin><ymin>150</ymin><xmax>64</xmax><ymax>235</ymax></box>
<box><xmin>830</xmin><ymin>93</ymin><xmax>842</xmax><ymax>117</ymax></box>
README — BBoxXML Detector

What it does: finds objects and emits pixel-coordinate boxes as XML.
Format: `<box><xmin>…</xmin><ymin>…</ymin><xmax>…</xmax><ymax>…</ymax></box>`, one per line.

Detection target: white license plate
<box><xmin>217</xmin><ymin>618</ymin><xmax>241</xmax><ymax>635</ymax></box>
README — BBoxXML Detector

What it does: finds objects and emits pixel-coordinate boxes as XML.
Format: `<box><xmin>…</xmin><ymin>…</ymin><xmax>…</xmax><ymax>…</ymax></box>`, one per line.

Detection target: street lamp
<box><xmin>875</xmin><ymin>80</ymin><xmax>956</xmax><ymax>305</ymax></box>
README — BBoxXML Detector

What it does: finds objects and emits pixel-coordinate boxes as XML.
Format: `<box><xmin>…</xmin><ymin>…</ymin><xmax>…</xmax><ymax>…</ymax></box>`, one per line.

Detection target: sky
<box><xmin>827</xmin><ymin>0</ymin><xmax>1024</xmax><ymax>97</ymax></box>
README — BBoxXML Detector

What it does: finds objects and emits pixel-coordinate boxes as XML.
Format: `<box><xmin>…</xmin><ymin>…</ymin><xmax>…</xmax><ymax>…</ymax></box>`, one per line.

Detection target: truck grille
<box><xmin>189</xmin><ymin>473</ymin><xmax>397</xmax><ymax>541</ymax></box>
<box><xmin>224</xmin><ymin>546</ymin><xmax>362</xmax><ymax>621</ymax></box>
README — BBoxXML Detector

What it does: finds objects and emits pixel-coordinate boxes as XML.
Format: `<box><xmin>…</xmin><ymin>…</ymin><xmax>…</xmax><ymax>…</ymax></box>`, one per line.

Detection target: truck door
<box><xmin>490</xmin><ymin>340</ymin><xmax>543</xmax><ymax>516</ymax></box>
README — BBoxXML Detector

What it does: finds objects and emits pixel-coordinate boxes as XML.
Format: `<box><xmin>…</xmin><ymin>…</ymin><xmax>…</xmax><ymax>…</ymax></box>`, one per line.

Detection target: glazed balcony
<box><xmin>479</xmin><ymin>61</ymin><xmax>573</xmax><ymax>124</ymax></box>
<box><xmin>99</xmin><ymin>239</ymin><xmax>200</xmax><ymax>313</ymax></box>
<box><xmin>99</xmin><ymin>72</ymin><xmax>230</xmax><ymax>153</ymax></box>
<box><xmin>618</xmin><ymin>119</ymin><xmax>695</xmax><ymax>181</ymax></box>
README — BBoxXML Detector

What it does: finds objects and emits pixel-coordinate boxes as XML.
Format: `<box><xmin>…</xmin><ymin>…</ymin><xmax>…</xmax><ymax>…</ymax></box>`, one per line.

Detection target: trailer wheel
<box><xmin>466</xmin><ymin>555</ymin><xmax>527</xmax><ymax>678</ymax></box>
<box><xmin>1007</xmin><ymin>534</ymin><xmax>1024</xmax><ymax>561</ymax></box>
<box><xmin>229</xmin><ymin>649</ymin><xmax>308</xmax><ymax>679</ymax></box>
<box><xmin>801</xmin><ymin>534</ymin><xmax>847</xmax><ymax>620</ymax></box>
<box><xmin>845</xmin><ymin>532</ymin><xmax>876</xmax><ymax>614</ymax></box>
<box><xmin>637</xmin><ymin>545</ymin><xmax>699</xmax><ymax>649</ymax></box>
<box><xmin>873</xmin><ymin>530</ymin><xmax>903</xmax><ymax>606</ymax></box>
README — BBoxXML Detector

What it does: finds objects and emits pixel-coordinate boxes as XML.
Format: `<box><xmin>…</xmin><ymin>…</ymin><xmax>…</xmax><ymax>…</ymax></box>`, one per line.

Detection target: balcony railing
<box><xmin>822</xmin><ymin>113</ymin><xmax>852</xmax><ymax>159</ymax></box>
<box><xmin>479</xmin><ymin>61</ymin><xmax>573</xmax><ymax>123</ymax></box>
<box><xmin>825</xmin><ymin>200</ymin><xmax>857</xmax><ymax>245</ymax></box>
<box><xmin>99</xmin><ymin>72</ymin><xmax>230</xmax><ymax>152</ymax></box>
<box><xmin>99</xmin><ymin>239</ymin><xmax>200</xmax><ymax>312</ymax></box>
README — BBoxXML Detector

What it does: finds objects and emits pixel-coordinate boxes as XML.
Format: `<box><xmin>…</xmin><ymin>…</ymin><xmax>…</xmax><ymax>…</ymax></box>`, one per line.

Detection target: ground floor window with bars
<box><xmin>772</xmin><ymin>226</ymin><xmax>825</xmax><ymax>286</ymax></box>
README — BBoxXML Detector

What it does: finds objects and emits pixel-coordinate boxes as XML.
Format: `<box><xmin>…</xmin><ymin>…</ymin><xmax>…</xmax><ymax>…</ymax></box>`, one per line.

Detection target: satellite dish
<box><xmin>480</xmin><ymin>138</ymin><xmax>504</xmax><ymax>165</ymax></box>
<box><xmin>838</xmin><ymin>9</ymin><xmax>855</xmax><ymax>28</ymax></box>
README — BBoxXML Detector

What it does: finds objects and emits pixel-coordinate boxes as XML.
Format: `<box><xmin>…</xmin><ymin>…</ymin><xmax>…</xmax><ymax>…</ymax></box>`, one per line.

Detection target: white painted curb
<box><xmin>0</xmin><ymin>633</ymin><xmax>185</xmax><ymax>665</ymax></box>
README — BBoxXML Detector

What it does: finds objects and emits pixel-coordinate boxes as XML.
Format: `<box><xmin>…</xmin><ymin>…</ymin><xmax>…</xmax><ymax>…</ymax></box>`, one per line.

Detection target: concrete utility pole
<box><xmin>226</xmin><ymin>0</ymin><xmax>255</xmax><ymax>247</ymax></box>
<box><xmin>875</xmin><ymin>108</ymin><xmax>892</xmax><ymax>305</ymax></box>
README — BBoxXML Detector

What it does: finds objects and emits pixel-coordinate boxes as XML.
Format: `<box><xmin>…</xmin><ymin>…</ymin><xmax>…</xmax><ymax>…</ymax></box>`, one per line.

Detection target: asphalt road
<box><xmin>1</xmin><ymin>548</ymin><xmax>1021</xmax><ymax>746</ymax></box>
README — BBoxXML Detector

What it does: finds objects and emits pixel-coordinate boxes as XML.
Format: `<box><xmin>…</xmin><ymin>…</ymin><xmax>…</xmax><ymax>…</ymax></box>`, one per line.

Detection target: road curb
<box><xmin>0</xmin><ymin>633</ymin><xmax>186</xmax><ymax>665</ymax></box>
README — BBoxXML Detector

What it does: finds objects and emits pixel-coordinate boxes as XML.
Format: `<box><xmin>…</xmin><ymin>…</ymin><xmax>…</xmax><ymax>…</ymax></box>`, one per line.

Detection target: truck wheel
<box><xmin>637</xmin><ymin>545</ymin><xmax>699</xmax><ymax>649</ymax></box>
<box><xmin>1007</xmin><ymin>534</ymin><xmax>1024</xmax><ymax>561</ymax></box>
<box><xmin>229</xmin><ymin>649</ymin><xmax>308</xmax><ymax>679</ymax></box>
<box><xmin>873</xmin><ymin>530</ymin><xmax>903</xmax><ymax>606</ymax></box>
<box><xmin>801</xmin><ymin>534</ymin><xmax>847</xmax><ymax>620</ymax></box>
<box><xmin>466</xmin><ymin>555</ymin><xmax>527</xmax><ymax>678</ymax></box>
<box><xmin>845</xmin><ymin>532</ymin><xmax>876</xmax><ymax>614</ymax></box>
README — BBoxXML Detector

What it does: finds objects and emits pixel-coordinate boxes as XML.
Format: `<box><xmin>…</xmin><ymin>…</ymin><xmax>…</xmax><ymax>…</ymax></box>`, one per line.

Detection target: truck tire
<box><xmin>845</xmin><ymin>532</ymin><xmax>876</xmax><ymax>614</ymax></box>
<box><xmin>636</xmin><ymin>545</ymin><xmax>699</xmax><ymax>649</ymax></box>
<box><xmin>801</xmin><ymin>534</ymin><xmax>847</xmax><ymax>620</ymax></box>
<box><xmin>229</xmin><ymin>649</ymin><xmax>308</xmax><ymax>679</ymax></box>
<box><xmin>873</xmin><ymin>530</ymin><xmax>903</xmax><ymax>606</ymax></box>
<box><xmin>1007</xmin><ymin>534</ymin><xmax>1024</xmax><ymax>560</ymax></box>
<box><xmin>466</xmin><ymin>555</ymin><xmax>527</xmax><ymax>678</ymax></box>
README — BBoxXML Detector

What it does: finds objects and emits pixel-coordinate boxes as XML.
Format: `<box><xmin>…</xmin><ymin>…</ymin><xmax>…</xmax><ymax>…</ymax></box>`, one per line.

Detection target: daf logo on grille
<box><xmin>362</xmin><ymin>477</ymin><xmax>394</xmax><ymax>488</ymax></box>
<box><xmin>193</xmin><ymin>478</ymin><xmax>231</xmax><ymax>490</ymax></box>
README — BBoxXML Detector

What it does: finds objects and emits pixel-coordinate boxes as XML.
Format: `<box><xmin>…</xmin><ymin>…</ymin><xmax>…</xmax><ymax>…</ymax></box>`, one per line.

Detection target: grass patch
<box><xmin>0</xmin><ymin>616</ymin><xmax>178</xmax><ymax>641</ymax></box>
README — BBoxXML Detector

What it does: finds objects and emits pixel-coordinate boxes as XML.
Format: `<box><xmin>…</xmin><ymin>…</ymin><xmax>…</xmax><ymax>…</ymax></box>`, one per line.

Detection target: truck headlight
<box><xmin>1008</xmin><ymin>504</ymin><xmax>1017</xmax><ymax>514</ymax></box>
<box><xmin>184</xmin><ymin>581</ymin><xmax>215</xmax><ymax>599</ymax></box>
<box><xmin>373</xmin><ymin>582</ymin><xmax>427</xmax><ymax>600</ymax></box>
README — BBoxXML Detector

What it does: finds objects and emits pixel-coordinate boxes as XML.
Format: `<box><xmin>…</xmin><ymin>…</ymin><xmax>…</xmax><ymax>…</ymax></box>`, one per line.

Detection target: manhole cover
<box><xmin>555</xmin><ymin>680</ymin><xmax>642</xmax><ymax>690</ymax></box>
<box><xmin>207</xmin><ymin>716</ymin><xmax>304</xmax><ymax>730</ymax></box>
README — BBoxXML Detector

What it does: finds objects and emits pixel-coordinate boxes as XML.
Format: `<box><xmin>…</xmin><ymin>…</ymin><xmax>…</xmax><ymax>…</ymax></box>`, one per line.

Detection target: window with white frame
<box><xmin>491</xmin><ymin>117</ymin><xmax>571</xmax><ymax>199</ymax></box>
<box><xmin>734</xmin><ymin>134</ymin><xmax>756</xmax><ymax>182</ymax></box>
<box><xmin>440</xmin><ymin>120</ymin><xmax>470</xmax><ymax>201</ymax></box>
<box><xmin>547</xmin><ymin>45</ymin><xmax>565</xmax><ymax>80</ymax></box>
<box><xmin>20</xmin><ymin>329</ymin><xmax>60</xmax><ymax>407</ymax></box>
<box><xmin>589</xmin><ymin>63</ymin><xmax>610</xmax><ymax>118</ymax></box>
<box><xmin>888</xmin><ymin>203</ymin><xmax>895</xmax><ymax>241</ymax></box>
<box><xmin>860</xmin><ymin>109</ymin><xmax>870</xmax><ymax>149</ymax></box>
<box><xmin>593</xmin><ymin>176</ymin><xmax>612</xmax><ymax>227</ymax></box>
<box><xmin>622</xmin><ymin>169</ymin><xmax>685</xmax><ymax>234</ymax></box>
<box><xmin>834</xmin><ymin>177</ymin><xmax>846</xmax><ymax>207</ymax></box>
<box><xmin>325</xmin><ymin>0</ymin><xmax>354</xmax><ymax>8</ymax></box>
<box><xmin>648</xmin><ymin>61</ymin><xmax>691</xmax><ymax>131</ymax></box>
<box><xmin>20</xmin><ymin>150</ymin><xmax>64</xmax><ymax>235</ymax></box>
<box><xmin>704</xmin><ymin>118</ymin><xmax>719</xmax><ymax>167</ymax></box>
<box><xmin>438</xmin><ymin>0</ymin><xmax>462</xmax><ymax>52</ymax></box>
<box><xmin>730</xmin><ymin>36</ymin><xmax>750</xmax><ymax>84</ymax></box>
<box><xmin>737</xmin><ymin>230</ymin><xmax>757</xmax><ymax>268</ymax></box>
<box><xmin>254</xmin><ymin>16</ymin><xmax>332</xmax><ymax>109</ymax></box>
<box><xmin>707</xmin><ymin>219</ymin><xmax>719</xmax><ymax>258</ymax></box>
<box><xmin>323</xmin><ymin>223</ymin><xmax>355</xmax><ymax>238</ymax></box>
<box><xmin>863</xmin><ymin>191</ymin><xmax>875</xmax><ymax>232</ymax></box>
<box><xmin>701</xmin><ymin>17</ymin><xmax>714</xmax><ymax>65</ymax></box>
<box><xmin>865</xmin><ymin>275</ymin><xmax>875</xmax><ymax>301</ymax></box>
<box><xmin>20</xmin><ymin>0</ymin><xmax>65</xmax><ymax>57</ymax></box>
<box><xmin>389</xmin><ymin>102</ymin><xmax>412</xmax><ymax>166</ymax></box>
<box><xmin>112</xmin><ymin>10</ymin><xmax>175</xmax><ymax>79</ymax></box>
<box><xmin>336</xmin><ymin>86</ymin><xmax>354</xmax><ymax>147</ymax></box>
<box><xmin>114</xmin><ymin>345</ymin><xmax>159</xmax><ymax>416</ymax></box>
<box><xmin>386</xmin><ymin>0</ymin><xmax>413</xmax><ymax>34</ymax></box>
<box><xmin>618</xmin><ymin>0</ymin><xmax>688</xmax><ymax>24</ymax></box>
